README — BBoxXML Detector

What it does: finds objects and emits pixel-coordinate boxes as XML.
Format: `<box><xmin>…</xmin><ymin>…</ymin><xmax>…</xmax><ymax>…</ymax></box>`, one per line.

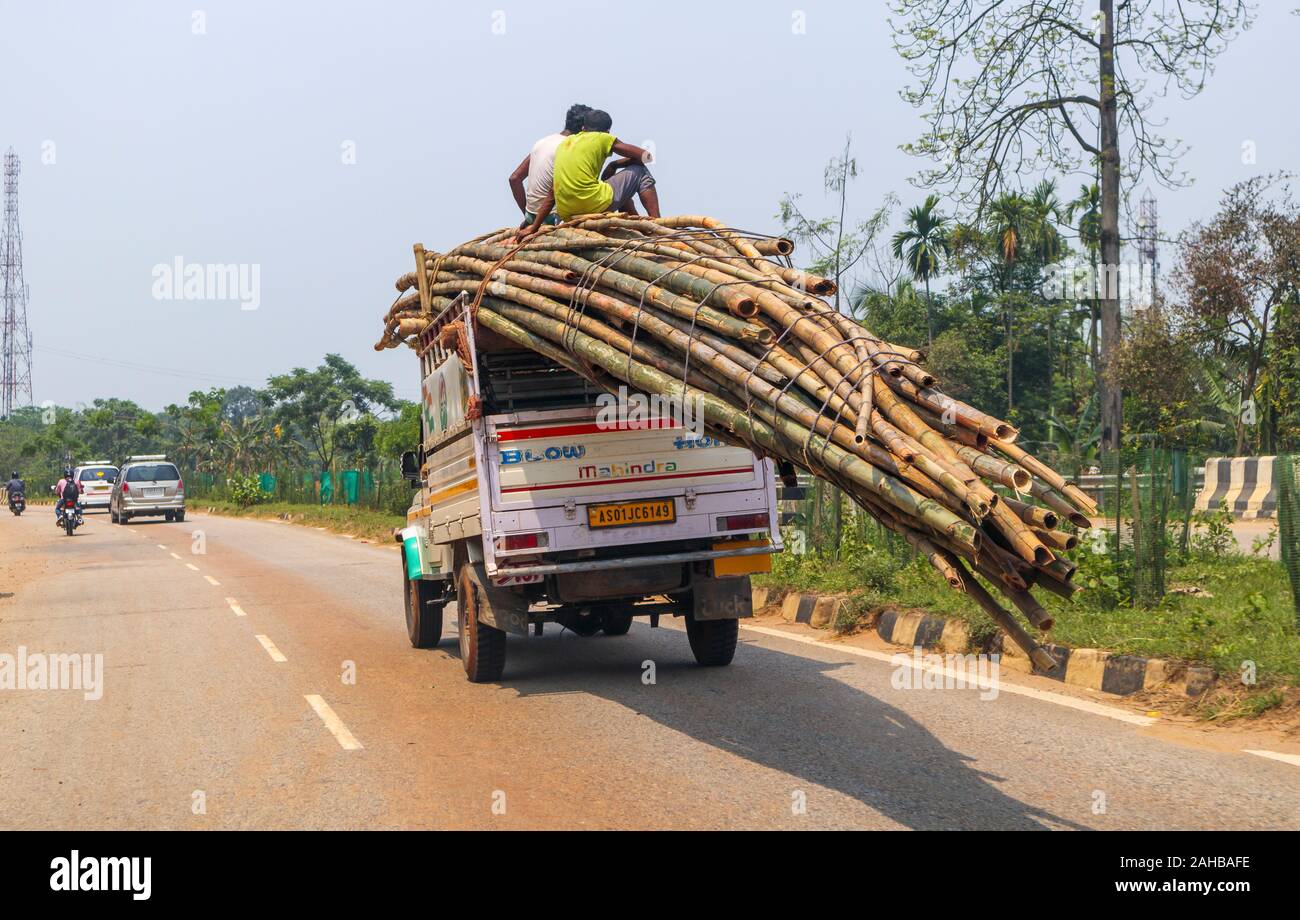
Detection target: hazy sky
<box><xmin>3</xmin><ymin>1</ymin><xmax>1295</xmax><ymax>411</ymax></box>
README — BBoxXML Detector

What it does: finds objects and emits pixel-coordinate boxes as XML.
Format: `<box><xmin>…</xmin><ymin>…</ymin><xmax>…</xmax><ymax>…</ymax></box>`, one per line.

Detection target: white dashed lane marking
<box><xmin>304</xmin><ymin>695</ymin><xmax>363</xmax><ymax>751</ymax></box>
<box><xmin>204</xmin><ymin>575</ymin><xmax>220</xmax><ymax>586</ymax></box>
<box><xmin>254</xmin><ymin>635</ymin><xmax>287</xmax><ymax>663</ymax></box>
<box><xmin>225</xmin><ymin>598</ymin><xmax>247</xmax><ymax>617</ymax></box>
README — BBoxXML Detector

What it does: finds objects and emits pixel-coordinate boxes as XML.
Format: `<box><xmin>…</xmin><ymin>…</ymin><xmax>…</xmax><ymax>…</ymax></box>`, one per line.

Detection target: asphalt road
<box><xmin>1</xmin><ymin>508</ymin><xmax>1296</xmax><ymax>830</ymax></box>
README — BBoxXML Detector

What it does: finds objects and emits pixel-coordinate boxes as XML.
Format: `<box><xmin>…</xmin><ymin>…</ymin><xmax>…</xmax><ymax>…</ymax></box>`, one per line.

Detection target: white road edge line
<box><xmin>1244</xmin><ymin>749</ymin><xmax>1300</xmax><ymax>768</ymax></box>
<box><xmin>204</xmin><ymin>575</ymin><xmax>220</xmax><ymax>586</ymax></box>
<box><xmin>304</xmin><ymin>694</ymin><xmax>363</xmax><ymax>751</ymax></box>
<box><xmin>185</xmin><ymin>563</ymin><xmax>199</xmax><ymax>572</ymax></box>
<box><xmin>739</xmin><ymin>623</ymin><xmax>1158</xmax><ymax>727</ymax></box>
<box><xmin>254</xmin><ymin>634</ymin><xmax>287</xmax><ymax>663</ymax></box>
<box><xmin>224</xmin><ymin>597</ymin><xmax>247</xmax><ymax>617</ymax></box>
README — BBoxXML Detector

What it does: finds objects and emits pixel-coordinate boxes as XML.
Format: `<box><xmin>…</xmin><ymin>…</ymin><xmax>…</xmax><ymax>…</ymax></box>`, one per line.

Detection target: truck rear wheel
<box><xmin>404</xmin><ymin>571</ymin><xmax>444</xmax><ymax>649</ymax></box>
<box><xmin>456</xmin><ymin>563</ymin><xmax>507</xmax><ymax>683</ymax></box>
<box><xmin>685</xmin><ymin>614</ymin><xmax>738</xmax><ymax>666</ymax></box>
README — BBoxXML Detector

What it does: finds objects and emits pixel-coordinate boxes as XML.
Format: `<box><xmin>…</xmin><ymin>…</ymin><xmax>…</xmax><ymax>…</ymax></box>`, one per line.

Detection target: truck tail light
<box><xmin>495</xmin><ymin>531</ymin><xmax>549</xmax><ymax>553</ymax></box>
<box><xmin>176</xmin><ymin>478</ymin><xmax>184</xmax><ymax>494</ymax></box>
<box><xmin>121</xmin><ymin>482</ymin><xmax>129</xmax><ymax>493</ymax></box>
<box><xmin>716</xmin><ymin>512</ymin><xmax>770</xmax><ymax>534</ymax></box>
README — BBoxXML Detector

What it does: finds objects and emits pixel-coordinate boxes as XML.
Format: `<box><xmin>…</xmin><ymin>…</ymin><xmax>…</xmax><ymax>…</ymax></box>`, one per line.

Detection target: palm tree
<box><xmin>1066</xmin><ymin>182</ymin><xmax>1102</xmax><ymax>377</ymax></box>
<box><xmin>1028</xmin><ymin>180</ymin><xmax>1065</xmax><ymax>409</ymax></box>
<box><xmin>173</xmin><ymin>416</ymin><xmax>208</xmax><ymax>473</ymax></box>
<box><xmin>987</xmin><ymin>193</ymin><xmax>1032</xmax><ymax>411</ymax></box>
<box><xmin>891</xmin><ymin>194</ymin><xmax>949</xmax><ymax>346</ymax></box>
<box><xmin>1027</xmin><ymin>179</ymin><xmax>1064</xmax><ymax>263</ymax></box>
<box><xmin>988</xmin><ymin>192</ymin><xmax>1030</xmax><ymax>270</ymax></box>
<box><xmin>217</xmin><ymin>416</ymin><xmax>280</xmax><ymax>476</ymax></box>
<box><xmin>1046</xmin><ymin>397</ymin><xmax>1101</xmax><ymax>480</ymax></box>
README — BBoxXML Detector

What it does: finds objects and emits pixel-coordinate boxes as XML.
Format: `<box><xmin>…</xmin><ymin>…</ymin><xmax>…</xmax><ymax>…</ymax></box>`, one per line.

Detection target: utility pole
<box><xmin>1</xmin><ymin>148</ymin><xmax>34</xmax><ymax>419</ymax></box>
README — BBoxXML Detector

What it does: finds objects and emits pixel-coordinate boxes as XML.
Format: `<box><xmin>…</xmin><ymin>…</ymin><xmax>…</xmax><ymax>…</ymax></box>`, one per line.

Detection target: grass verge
<box><xmin>196</xmin><ymin>499</ymin><xmax>405</xmax><ymax>544</ymax></box>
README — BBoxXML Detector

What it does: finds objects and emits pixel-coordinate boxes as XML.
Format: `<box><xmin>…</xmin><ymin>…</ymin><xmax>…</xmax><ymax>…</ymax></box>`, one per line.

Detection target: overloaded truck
<box><xmin>397</xmin><ymin>296</ymin><xmax>783</xmax><ymax>682</ymax></box>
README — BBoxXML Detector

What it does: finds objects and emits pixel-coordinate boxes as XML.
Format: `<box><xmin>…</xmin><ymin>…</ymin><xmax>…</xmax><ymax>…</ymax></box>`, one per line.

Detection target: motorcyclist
<box><xmin>55</xmin><ymin>468</ymin><xmax>82</xmax><ymax>523</ymax></box>
<box><xmin>5</xmin><ymin>471</ymin><xmax>23</xmax><ymax>506</ymax></box>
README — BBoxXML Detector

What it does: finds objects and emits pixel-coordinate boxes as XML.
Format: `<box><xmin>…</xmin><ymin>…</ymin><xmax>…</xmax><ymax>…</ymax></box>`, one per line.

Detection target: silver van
<box><xmin>110</xmin><ymin>455</ymin><xmax>186</xmax><ymax>524</ymax></box>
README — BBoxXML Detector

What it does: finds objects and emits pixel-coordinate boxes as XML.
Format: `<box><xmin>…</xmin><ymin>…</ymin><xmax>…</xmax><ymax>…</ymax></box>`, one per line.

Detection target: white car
<box><xmin>73</xmin><ymin>462</ymin><xmax>120</xmax><ymax>511</ymax></box>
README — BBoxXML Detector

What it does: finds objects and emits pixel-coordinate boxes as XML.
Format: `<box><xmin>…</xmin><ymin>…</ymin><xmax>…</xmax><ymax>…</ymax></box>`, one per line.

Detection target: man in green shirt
<box><xmin>508</xmin><ymin>103</ymin><xmax>590</xmax><ymax>234</ymax></box>
<box><xmin>523</xmin><ymin>109</ymin><xmax>658</xmax><ymax>236</ymax></box>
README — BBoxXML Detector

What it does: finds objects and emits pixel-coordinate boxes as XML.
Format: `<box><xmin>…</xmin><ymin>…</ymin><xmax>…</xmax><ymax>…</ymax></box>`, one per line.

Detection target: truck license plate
<box><xmin>587</xmin><ymin>498</ymin><xmax>675</xmax><ymax>529</ymax></box>
<box><xmin>144</xmin><ymin>487</ymin><xmax>164</xmax><ymax>498</ymax></box>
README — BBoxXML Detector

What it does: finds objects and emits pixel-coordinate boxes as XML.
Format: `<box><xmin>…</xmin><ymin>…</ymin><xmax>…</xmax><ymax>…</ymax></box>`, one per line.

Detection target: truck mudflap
<box><xmin>691</xmin><ymin>574</ymin><xmax>753</xmax><ymax>621</ymax></box>
<box><xmin>461</xmin><ymin>562</ymin><xmax>531</xmax><ymax>637</ymax></box>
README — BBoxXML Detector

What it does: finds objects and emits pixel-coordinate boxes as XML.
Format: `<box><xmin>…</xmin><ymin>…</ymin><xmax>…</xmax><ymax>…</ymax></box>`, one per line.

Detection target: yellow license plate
<box><xmin>587</xmin><ymin>498</ymin><xmax>676</xmax><ymax>529</ymax></box>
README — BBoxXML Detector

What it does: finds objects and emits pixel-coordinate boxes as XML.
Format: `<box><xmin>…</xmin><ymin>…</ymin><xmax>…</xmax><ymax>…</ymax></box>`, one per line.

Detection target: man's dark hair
<box><xmin>564</xmin><ymin>104</ymin><xmax>592</xmax><ymax>133</ymax></box>
<box><xmin>582</xmin><ymin>109</ymin><xmax>613</xmax><ymax>133</ymax></box>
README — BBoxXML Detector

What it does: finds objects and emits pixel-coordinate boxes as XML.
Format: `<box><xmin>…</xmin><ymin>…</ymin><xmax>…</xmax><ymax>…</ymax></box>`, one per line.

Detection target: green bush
<box><xmin>1190</xmin><ymin>501</ymin><xmax>1235</xmax><ymax>559</ymax></box>
<box><xmin>227</xmin><ymin>474</ymin><xmax>267</xmax><ymax>508</ymax></box>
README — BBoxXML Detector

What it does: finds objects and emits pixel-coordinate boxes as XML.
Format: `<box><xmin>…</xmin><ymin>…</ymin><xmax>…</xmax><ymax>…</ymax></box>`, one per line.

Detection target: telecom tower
<box><xmin>1</xmin><ymin>148</ymin><xmax>34</xmax><ymax>418</ymax></box>
<box><xmin>1136</xmin><ymin>190</ymin><xmax>1159</xmax><ymax>312</ymax></box>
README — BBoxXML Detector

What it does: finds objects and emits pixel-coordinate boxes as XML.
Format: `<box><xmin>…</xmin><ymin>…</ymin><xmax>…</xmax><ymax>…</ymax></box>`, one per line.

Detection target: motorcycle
<box><xmin>7</xmin><ymin>492</ymin><xmax>23</xmax><ymax>516</ymax></box>
<box><xmin>56</xmin><ymin>501</ymin><xmax>83</xmax><ymax>536</ymax></box>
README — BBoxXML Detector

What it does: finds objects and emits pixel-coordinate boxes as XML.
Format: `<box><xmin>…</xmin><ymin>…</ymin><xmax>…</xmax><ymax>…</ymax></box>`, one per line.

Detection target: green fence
<box><xmin>1096</xmin><ymin>447</ymin><xmax>1195</xmax><ymax>606</ymax></box>
<box><xmin>779</xmin><ymin>474</ymin><xmax>915</xmax><ymax>564</ymax></box>
<box><xmin>186</xmin><ymin>461</ymin><xmax>410</xmax><ymax>516</ymax></box>
<box><xmin>778</xmin><ymin>447</ymin><xmax>1203</xmax><ymax>607</ymax></box>
<box><xmin>1278</xmin><ymin>454</ymin><xmax>1300</xmax><ymax>621</ymax></box>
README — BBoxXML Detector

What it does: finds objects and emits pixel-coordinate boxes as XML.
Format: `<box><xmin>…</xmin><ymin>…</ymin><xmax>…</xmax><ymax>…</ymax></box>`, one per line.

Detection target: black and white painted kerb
<box><xmin>1196</xmin><ymin>456</ymin><xmax>1278</xmax><ymax>518</ymax></box>
<box><xmin>759</xmin><ymin>590</ymin><xmax>1216</xmax><ymax>699</ymax></box>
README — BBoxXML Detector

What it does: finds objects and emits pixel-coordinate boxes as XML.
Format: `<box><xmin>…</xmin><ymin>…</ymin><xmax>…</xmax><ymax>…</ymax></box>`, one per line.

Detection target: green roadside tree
<box><xmin>890</xmin><ymin>0</ymin><xmax>1256</xmax><ymax>451</ymax></box>
<box><xmin>264</xmin><ymin>354</ymin><xmax>396</xmax><ymax>471</ymax></box>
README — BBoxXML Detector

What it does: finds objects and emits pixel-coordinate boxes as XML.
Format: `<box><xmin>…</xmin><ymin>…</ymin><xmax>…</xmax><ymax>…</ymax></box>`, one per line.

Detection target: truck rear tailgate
<box><xmin>484</xmin><ymin>409</ymin><xmax>778</xmax><ymax>559</ymax></box>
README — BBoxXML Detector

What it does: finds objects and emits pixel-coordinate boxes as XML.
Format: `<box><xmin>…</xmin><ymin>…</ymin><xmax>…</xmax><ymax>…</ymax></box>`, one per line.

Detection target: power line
<box><xmin>33</xmin><ymin>344</ymin><xmax>260</xmax><ymax>386</ymax></box>
<box><xmin>32</xmin><ymin>344</ymin><xmax>421</xmax><ymax>401</ymax></box>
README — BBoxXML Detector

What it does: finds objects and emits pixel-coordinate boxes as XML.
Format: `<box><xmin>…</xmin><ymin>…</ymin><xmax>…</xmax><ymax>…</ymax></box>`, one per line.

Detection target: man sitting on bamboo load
<box><xmin>518</xmin><ymin>109</ymin><xmax>659</xmax><ymax>239</ymax></box>
<box><xmin>509</xmin><ymin>103</ymin><xmax>590</xmax><ymax>237</ymax></box>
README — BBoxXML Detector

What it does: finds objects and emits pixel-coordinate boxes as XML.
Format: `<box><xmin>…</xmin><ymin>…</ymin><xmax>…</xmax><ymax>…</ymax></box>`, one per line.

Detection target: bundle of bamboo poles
<box><xmin>376</xmin><ymin>215</ymin><xmax>1099</xmax><ymax>669</ymax></box>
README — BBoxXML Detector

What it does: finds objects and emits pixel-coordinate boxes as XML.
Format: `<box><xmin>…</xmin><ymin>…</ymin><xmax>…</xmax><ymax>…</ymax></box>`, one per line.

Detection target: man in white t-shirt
<box><xmin>508</xmin><ymin>104</ymin><xmax>590</xmax><ymax>237</ymax></box>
